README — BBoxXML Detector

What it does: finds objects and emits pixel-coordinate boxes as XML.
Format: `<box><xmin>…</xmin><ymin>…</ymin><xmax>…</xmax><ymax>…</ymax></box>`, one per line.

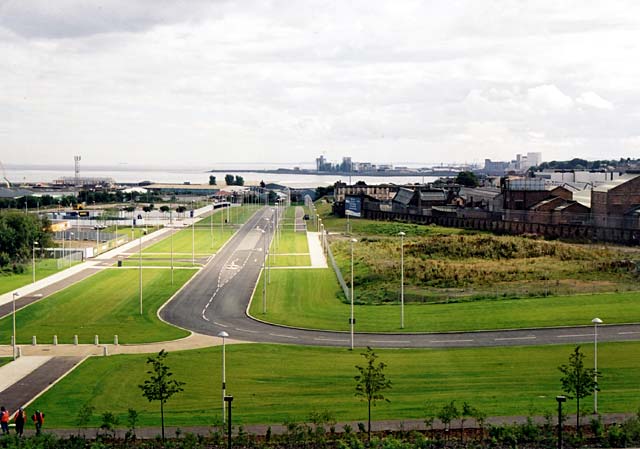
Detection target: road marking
<box><xmin>494</xmin><ymin>336</ymin><xmax>536</xmax><ymax>341</ymax></box>
<box><xmin>430</xmin><ymin>339</ymin><xmax>474</xmax><ymax>343</ymax></box>
<box><xmin>269</xmin><ymin>333</ymin><xmax>298</xmax><ymax>339</ymax></box>
<box><xmin>202</xmin><ymin>315</ymin><xmax>210</xmax><ymax>322</ymax></box>
<box><xmin>618</xmin><ymin>331</ymin><xmax>640</xmax><ymax>335</ymax></box>
<box><xmin>557</xmin><ymin>334</ymin><xmax>592</xmax><ymax>338</ymax></box>
<box><xmin>235</xmin><ymin>328</ymin><xmax>259</xmax><ymax>333</ymax></box>
<box><xmin>213</xmin><ymin>322</ymin><xmax>229</xmax><ymax>328</ymax></box>
<box><xmin>314</xmin><ymin>337</ymin><xmax>348</xmax><ymax>342</ymax></box>
<box><xmin>369</xmin><ymin>340</ymin><xmax>411</xmax><ymax>344</ymax></box>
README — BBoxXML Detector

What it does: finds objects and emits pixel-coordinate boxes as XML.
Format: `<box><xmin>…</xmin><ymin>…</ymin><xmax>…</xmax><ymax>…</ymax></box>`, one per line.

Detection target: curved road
<box><xmin>160</xmin><ymin>207</ymin><xmax>640</xmax><ymax>348</ymax></box>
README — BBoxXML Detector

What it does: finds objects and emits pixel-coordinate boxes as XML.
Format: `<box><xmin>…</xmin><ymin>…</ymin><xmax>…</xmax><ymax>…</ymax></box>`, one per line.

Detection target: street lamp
<box><xmin>191</xmin><ymin>201</ymin><xmax>195</xmax><ymax>266</ymax></box>
<box><xmin>139</xmin><ymin>230</ymin><xmax>147</xmax><ymax>315</ymax></box>
<box><xmin>556</xmin><ymin>395</ymin><xmax>567</xmax><ymax>449</ymax></box>
<box><xmin>217</xmin><ymin>331</ymin><xmax>229</xmax><ymax>423</ymax></box>
<box><xmin>350</xmin><ymin>238</ymin><xmax>357</xmax><ymax>350</ymax></box>
<box><xmin>32</xmin><ymin>241</ymin><xmax>39</xmax><ymax>283</ymax></box>
<box><xmin>224</xmin><ymin>395</ymin><xmax>233</xmax><ymax>449</ymax></box>
<box><xmin>262</xmin><ymin>226</ymin><xmax>268</xmax><ymax>314</ymax></box>
<box><xmin>12</xmin><ymin>292</ymin><xmax>19</xmax><ymax>360</ymax></box>
<box><xmin>399</xmin><ymin>231</ymin><xmax>406</xmax><ymax>329</ymax></box>
<box><xmin>592</xmin><ymin>317</ymin><xmax>603</xmax><ymax>414</ymax></box>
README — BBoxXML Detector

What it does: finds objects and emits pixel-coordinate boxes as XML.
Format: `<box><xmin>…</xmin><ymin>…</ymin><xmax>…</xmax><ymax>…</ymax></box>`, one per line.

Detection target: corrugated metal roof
<box><xmin>419</xmin><ymin>190</ymin><xmax>446</xmax><ymax>201</ymax></box>
<box><xmin>592</xmin><ymin>174</ymin><xmax>640</xmax><ymax>192</ymax></box>
<box><xmin>392</xmin><ymin>188</ymin><xmax>414</xmax><ymax>205</ymax></box>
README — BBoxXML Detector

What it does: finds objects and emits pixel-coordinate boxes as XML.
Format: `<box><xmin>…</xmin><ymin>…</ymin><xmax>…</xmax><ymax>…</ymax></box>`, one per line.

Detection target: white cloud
<box><xmin>526</xmin><ymin>84</ymin><xmax>574</xmax><ymax>111</ymax></box>
<box><xmin>576</xmin><ymin>91</ymin><xmax>614</xmax><ymax>110</ymax></box>
<box><xmin>1</xmin><ymin>0</ymin><xmax>640</xmax><ymax>167</ymax></box>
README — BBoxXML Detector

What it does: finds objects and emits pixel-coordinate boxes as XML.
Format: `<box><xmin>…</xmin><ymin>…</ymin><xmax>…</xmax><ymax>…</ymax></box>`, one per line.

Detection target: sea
<box><xmin>5</xmin><ymin>163</ymin><xmax>439</xmax><ymax>188</ymax></box>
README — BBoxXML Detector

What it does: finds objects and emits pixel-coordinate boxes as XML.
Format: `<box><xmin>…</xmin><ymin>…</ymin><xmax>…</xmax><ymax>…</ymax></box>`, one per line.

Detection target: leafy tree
<box><xmin>75</xmin><ymin>404</ymin><xmax>94</xmax><ymax>436</ymax></box>
<box><xmin>225</xmin><ymin>174</ymin><xmax>235</xmax><ymax>186</ymax></box>
<box><xmin>126</xmin><ymin>408</ymin><xmax>139</xmax><ymax>441</ymax></box>
<box><xmin>0</xmin><ymin>211</ymin><xmax>53</xmax><ymax>269</ymax></box>
<box><xmin>437</xmin><ymin>401</ymin><xmax>460</xmax><ymax>437</ymax></box>
<box><xmin>100</xmin><ymin>411</ymin><xmax>119</xmax><ymax>438</ymax></box>
<box><xmin>209</xmin><ymin>175</ymin><xmax>217</xmax><ymax>185</ymax></box>
<box><xmin>354</xmin><ymin>346</ymin><xmax>392</xmax><ymax>440</ymax></box>
<box><xmin>235</xmin><ymin>175</ymin><xmax>244</xmax><ymax>186</ymax></box>
<box><xmin>124</xmin><ymin>206</ymin><xmax>136</xmax><ymax>213</ymax></box>
<box><xmin>559</xmin><ymin>346</ymin><xmax>599</xmax><ymax>435</ymax></box>
<box><xmin>455</xmin><ymin>171</ymin><xmax>479</xmax><ymax>187</ymax></box>
<box><xmin>138</xmin><ymin>350</ymin><xmax>185</xmax><ymax>441</ymax></box>
<box><xmin>159</xmin><ymin>205</ymin><xmax>170</xmax><ymax>213</ymax></box>
<box><xmin>176</xmin><ymin>206</ymin><xmax>187</xmax><ymax>214</ymax></box>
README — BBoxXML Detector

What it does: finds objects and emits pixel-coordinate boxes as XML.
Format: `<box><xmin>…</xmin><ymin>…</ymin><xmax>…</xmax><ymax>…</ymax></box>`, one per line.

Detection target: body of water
<box><xmin>5</xmin><ymin>165</ymin><xmax>439</xmax><ymax>188</ymax></box>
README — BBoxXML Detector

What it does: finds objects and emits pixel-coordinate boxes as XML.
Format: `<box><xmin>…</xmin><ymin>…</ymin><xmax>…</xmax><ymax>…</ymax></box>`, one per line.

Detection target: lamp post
<box><xmin>224</xmin><ymin>395</ymin><xmax>233</xmax><ymax>449</ymax></box>
<box><xmin>350</xmin><ymin>238</ymin><xmax>357</xmax><ymax>350</ymax></box>
<box><xmin>399</xmin><ymin>231</ymin><xmax>405</xmax><ymax>329</ymax></box>
<box><xmin>262</xmin><ymin>226</ymin><xmax>268</xmax><ymax>314</ymax></box>
<box><xmin>556</xmin><ymin>395</ymin><xmax>566</xmax><ymax>449</ymax></box>
<box><xmin>139</xmin><ymin>230</ymin><xmax>146</xmax><ymax>315</ymax></box>
<box><xmin>32</xmin><ymin>241</ymin><xmax>39</xmax><ymax>283</ymax></box>
<box><xmin>12</xmin><ymin>292</ymin><xmax>19</xmax><ymax>360</ymax></box>
<box><xmin>192</xmin><ymin>201</ymin><xmax>195</xmax><ymax>266</ymax></box>
<box><xmin>69</xmin><ymin>232</ymin><xmax>74</xmax><ymax>267</ymax></box>
<box><xmin>592</xmin><ymin>317</ymin><xmax>603</xmax><ymax>414</ymax></box>
<box><xmin>217</xmin><ymin>331</ymin><xmax>229</xmax><ymax>423</ymax></box>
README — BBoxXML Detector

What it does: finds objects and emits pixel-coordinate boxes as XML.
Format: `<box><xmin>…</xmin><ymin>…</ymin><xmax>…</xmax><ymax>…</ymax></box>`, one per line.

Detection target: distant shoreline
<box><xmin>207</xmin><ymin>168</ymin><xmax>460</xmax><ymax>177</ymax></box>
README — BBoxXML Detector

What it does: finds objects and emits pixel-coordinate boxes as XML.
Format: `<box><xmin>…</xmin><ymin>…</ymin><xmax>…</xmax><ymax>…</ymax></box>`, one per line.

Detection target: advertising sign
<box><xmin>345</xmin><ymin>196</ymin><xmax>362</xmax><ymax>218</ymax></box>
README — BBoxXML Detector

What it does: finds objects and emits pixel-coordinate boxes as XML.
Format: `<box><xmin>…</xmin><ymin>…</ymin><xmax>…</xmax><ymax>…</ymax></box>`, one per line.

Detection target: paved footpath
<box><xmin>0</xmin><ymin>209</ymin><xmax>232</xmax><ymax>412</ymax></box>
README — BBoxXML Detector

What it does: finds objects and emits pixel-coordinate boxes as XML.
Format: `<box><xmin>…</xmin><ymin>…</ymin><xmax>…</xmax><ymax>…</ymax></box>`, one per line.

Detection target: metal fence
<box><xmin>325</xmin><ymin>234</ymin><xmax>350</xmax><ymax>300</ymax></box>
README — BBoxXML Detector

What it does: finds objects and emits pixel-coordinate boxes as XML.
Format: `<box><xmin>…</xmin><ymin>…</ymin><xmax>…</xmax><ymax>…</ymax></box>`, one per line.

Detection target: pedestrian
<box><xmin>0</xmin><ymin>406</ymin><xmax>9</xmax><ymax>435</ymax></box>
<box><xmin>13</xmin><ymin>407</ymin><xmax>25</xmax><ymax>437</ymax></box>
<box><xmin>31</xmin><ymin>410</ymin><xmax>44</xmax><ymax>435</ymax></box>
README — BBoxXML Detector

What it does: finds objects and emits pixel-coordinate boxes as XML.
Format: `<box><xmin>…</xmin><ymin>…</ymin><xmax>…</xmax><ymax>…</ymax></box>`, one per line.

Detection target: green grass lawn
<box><xmin>269</xmin><ymin>255</ymin><xmax>311</xmax><ymax>267</ymax></box>
<box><xmin>272</xmin><ymin>230</ymin><xmax>309</xmax><ymax>254</ymax></box>
<box><xmin>107</xmin><ymin>226</ymin><xmax>161</xmax><ymax>240</ymax></box>
<box><xmin>0</xmin><ymin>268</ymin><xmax>195</xmax><ymax>344</ymax></box>
<box><xmin>118</xmin><ymin>260</ymin><xmax>200</xmax><ymax>268</ymax></box>
<box><xmin>0</xmin><ymin>259</ymin><xmax>75</xmax><ymax>295</ymax></box>
<box><xmin>249</xmin><ymin>268</ymin><xmax>640</xmax><ymax>332</ymax></box>
<box><xmin>30</xmin><ymin>342</ymin><xmax>640</xmax><ymax>428</ymax></box>
<box><xmin>140</xmin><ymin>228</ymin><xmax>236</xmax><ymax>256</ymax></box>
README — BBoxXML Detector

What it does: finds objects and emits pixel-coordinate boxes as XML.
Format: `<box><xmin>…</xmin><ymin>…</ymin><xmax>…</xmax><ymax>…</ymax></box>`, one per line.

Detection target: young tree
<box><xmin>138</xmin><ymin>350</ymin><xmax>185</xmax><ymax>441</ymax></box>
<box><xmin>225</xmin><ymin>174</ymin><xmax>235</xmax><ymax>186</ymax></box>
<box><xmin>559</xmin><ymin>346</ymin><xmax>599</xmax><ymax>435</ymax></box>
<box><xmin>234</xmin><ymin>175</ymin><xmax>244</xmax><ymax>186</ymax></box>
<box><xmin>437</xmin><ymin>401</ymin><xmax>460</xmax><ymax>439</ymax></box>
<box><xmin>159</xmin><ymin>205</ymin><xmax>170</xmax><ymax>213</ymax></box>
<box><xmin>209</xmin><ymin>175</ymin><xmax>217</xmax><ymax>185</ymax></box>
<box><xmin>354</xmin><ymin>346</ymin><xmax>392</xmax><ymax>440</ymax></box>
<box><xmin>75</xmin><ymin>404</ymin><xmax>94</xmax><ymax>437</ymax></box>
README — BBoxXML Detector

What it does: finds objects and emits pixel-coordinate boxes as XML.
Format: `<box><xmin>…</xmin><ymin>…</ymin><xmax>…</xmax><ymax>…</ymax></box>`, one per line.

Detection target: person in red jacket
<box><xmin>31</xmin><ymin>410</ymin><xmax>44</xmax><ymax>435</ymax></box>
<box><xmin>0</xmin><ymin>406</ymin><xmax>10</xmax><ymax>434</ymax></box>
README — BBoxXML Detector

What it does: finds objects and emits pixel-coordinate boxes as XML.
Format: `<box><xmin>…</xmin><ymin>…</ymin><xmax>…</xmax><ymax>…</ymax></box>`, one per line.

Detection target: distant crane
<box><xmin>0</xmin><ymin>160</ymin><xmax>10</xmax><ymax>188</ymax></box>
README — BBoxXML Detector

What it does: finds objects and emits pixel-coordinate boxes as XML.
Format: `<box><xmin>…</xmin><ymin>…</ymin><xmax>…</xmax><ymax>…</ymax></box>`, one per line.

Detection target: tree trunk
<box><xmin>576</xmin><ymin>397</ymin><xmax>580</xmax><ymax>437</ymax></box>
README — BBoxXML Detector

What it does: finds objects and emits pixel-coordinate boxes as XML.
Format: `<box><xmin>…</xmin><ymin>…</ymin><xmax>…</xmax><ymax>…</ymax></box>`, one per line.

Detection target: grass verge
<box><xmin>0</xmin><ymin>268</ymin><xmax>195</xmax><ymax>344</ymax></box>
<box><xmin>30</xmin><ymin>342</ymin><xmax>640</xmax><ymax>428</ymax></box>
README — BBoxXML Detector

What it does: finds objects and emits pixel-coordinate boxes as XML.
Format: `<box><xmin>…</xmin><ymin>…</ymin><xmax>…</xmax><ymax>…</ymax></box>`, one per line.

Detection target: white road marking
<box><xmin>369</xmin><ymin>340</ymin><xmax>411</xmax><ymax>344</ymax></box>
<box><xmin>618</xmin><ymin>331</ymin><xmax>640</xmax><ymax>335</ymax></box>
<box><xmin>235</xmin><ymin>328</ymin><xmax>259</xmax><ymax>333</ymax></box>
<box><xmin>314</xmin><ymin>337</ymin><xmax>348</xmax><ymax>342</ymax></box>
<box><xmin>557</xmin><ymin>334</ymin><xmax>593</xmax><ymax>338</ymax></box>
<box><xmin>269</xmin><ymin>333</ymin><xmax>298</xmax><ymax>339</ymax></box>
<box><xmin>494</xmin><ymin>336</ymin><xmax>536</xmax><ymax>341</ymax></box>
<box><xmin>430</xmin><ymin>339</ymin><xmax>474</xmax><ymax>343</ymax></box>
<box><xmin>213</xmin><ymin>322</ymin><xmax>229</xmax><ymax>328</ymax></box>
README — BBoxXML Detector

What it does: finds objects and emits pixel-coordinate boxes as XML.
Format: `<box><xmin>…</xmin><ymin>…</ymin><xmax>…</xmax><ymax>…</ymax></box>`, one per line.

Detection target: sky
<box><xmin>2</xmin><ymin>0</ymin><xmax>640</xmax><ymax>169</ymax></box>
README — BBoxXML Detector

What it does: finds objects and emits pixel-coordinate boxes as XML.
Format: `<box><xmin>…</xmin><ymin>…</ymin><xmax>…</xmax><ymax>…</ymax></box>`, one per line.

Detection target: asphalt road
<box><xmin>160</xmin><ymin>207</ymin><xmax>640</xmax><ymax>349</ymax></box>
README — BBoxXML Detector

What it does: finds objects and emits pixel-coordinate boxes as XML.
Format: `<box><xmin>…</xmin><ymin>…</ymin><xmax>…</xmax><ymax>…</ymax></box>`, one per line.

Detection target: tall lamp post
<box><xmin>32</xmin><ymin>241</ymin><xmax>39</xmax><ymax>284</ymax></box>
<box><xmin>592</xmin><ymin>317</ymin><xmax>603</xmax><ymax>414</ymax></box>
<box><xmin>262</xmin><ymin>224</ymin><xmax>268</xmax><ymax>314</ymax></box>
<box><xmin>556</xmin><ymin>395</ymin><xmax>567</xmax><ymax>449</ymax></box>
<box><xmin>217</xmin><ymin>331</ymin><xmax>229</xmax><ymax>423</ymax></box>
<box><xmin>139</xmin><ymin>230</ymin><xmax>146</xmax><ymax>315</ymax></box>
<box><xmin>399</xmin><ymin>231</ymin><xmax>405</xmax><ymax>329</ymax></box>
<box><xmin>350</xmin><ymin>238</ymin><xmax>357</xmax><ymax>350</ymax></box>
<box><xmin>191</xmin><ymin>201</ymin><xmax>195</xmax><ymax>266</ymax></box>
<box><xmin>12</xmin><ymin>292</ymin><xmax>19</xmax><ymax>360</ymax></box>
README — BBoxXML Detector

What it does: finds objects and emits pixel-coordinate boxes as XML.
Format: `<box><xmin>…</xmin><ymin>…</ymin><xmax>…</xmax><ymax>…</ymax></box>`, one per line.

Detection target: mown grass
<box><xmin>30</xmin><ymin>342</ymin><xmax>640</xmax><ymax>428</ymax></box>
<box><xmin>105</xmin><ymin>226</ymin><xmax>162</xmax><ymax>240</ymax></box>
<box><xmin>249</xmin><ymin>268</ymin><xmax>640</xmax><ymax>332</ymax></box>
<box><xmin>0</xmin><ymin>259</ymin><xmax>75</xmax><ymax>295</ymax></box>
<box><xmin>0</xmin><ymin>269</ymin><xmax>195</xmax><ymax>344</ymax></box>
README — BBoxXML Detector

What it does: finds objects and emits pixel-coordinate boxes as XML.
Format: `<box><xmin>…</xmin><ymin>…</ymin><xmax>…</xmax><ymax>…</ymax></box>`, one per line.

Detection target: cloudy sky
<box><xmin>2</xmin><ymin>0</ymin><xmax>639</xmax><ymax>168</ymax></box>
